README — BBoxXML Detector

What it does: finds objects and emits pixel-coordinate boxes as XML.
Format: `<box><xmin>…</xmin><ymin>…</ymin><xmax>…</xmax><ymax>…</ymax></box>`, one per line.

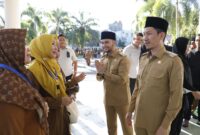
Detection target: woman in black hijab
<box><xmin>170</xmin><ymin>37</ymin><xmax>194</xmax><ymax>135</ymax></box>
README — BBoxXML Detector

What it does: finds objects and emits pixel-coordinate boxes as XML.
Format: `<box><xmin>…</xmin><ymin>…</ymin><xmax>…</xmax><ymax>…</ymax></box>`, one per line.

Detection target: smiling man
<box><xmin>95</xmin><ymin>31</ymin><xmax>133</xmax><ymax>135</ymax></box>
<box><xmin>123</xmin><ymin>32</ymin><xmax>143</xmax><ymax>95</ymax></box>
<box><xmin>126</xmin><ymin>17</ymin><xmax>184</xmax><ymax>135</ymax></box>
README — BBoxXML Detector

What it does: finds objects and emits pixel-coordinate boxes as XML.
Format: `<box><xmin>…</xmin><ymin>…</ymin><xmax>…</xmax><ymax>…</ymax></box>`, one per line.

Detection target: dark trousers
<box><xmin>129</xmin><ymin>78</ymin><xmax>136</xmax><ymax>95</ymax></box>
<box><xmin>170</xmin><ymin>108</ymin><xmax>184</xmax><ymax>135</ymax></box>
<box><xmin>184</xmin><ymin>93</ymin><xmax>194</xmax><ymax>120</ymax></box>
<box><xmin>170</xmin><ymin>94</ymin><xmax>188</xmax><ymax>135</ymax></box>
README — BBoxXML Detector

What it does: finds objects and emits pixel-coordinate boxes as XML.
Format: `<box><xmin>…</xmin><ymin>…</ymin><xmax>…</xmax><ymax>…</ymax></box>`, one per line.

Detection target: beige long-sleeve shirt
<box><xmin>128</xmin><ymin>46</ymin><xmax>184</xmax><ymax>131</ymax></box>
<box><xmin>96</xmin><ymin>49</ymin><xmax>131</xmax><ymax>106</ymax></box>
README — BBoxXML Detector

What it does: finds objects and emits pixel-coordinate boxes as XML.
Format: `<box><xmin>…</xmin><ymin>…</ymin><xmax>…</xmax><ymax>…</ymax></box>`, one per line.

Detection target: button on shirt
<box><xmin>123</xmin><ymin>44</ymin><xmax>141</xmax><ymax>78</ymax></box>
<box><xmin>128</xmin><ymin>46</ymin><xmax>184</xmax><ymax>131</ymax></box>
<box><xmin>96</xmin><ymin>50</ymin><xmax>131</xmax><ymax>106</ymax></box>
<box><xmin>58</xmin><ymin>47</ymin><xmax>77</xmax><ymax>76</ymax></box>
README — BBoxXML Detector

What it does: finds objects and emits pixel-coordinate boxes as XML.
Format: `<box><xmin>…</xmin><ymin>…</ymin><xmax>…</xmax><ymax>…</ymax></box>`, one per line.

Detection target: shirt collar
<box><xmin>105</xmin><ymin>48</ymin><xmax>118</xmax><ymax>57</ymax></box>
<box><xmin>148</xmin><ymin>45</ymin><xmax>166</xmax><ymax>59</ymax></box>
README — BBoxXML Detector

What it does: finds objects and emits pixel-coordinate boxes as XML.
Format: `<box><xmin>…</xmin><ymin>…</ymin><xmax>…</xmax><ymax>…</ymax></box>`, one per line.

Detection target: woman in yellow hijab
<box><xmin>27</xmin><ymin>34</ymin><xmax>72</xmax><ymax>135</ymax></box>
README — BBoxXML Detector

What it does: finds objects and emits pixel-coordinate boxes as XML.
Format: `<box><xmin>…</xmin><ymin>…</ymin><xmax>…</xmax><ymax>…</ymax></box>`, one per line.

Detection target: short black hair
<box><xmin>155</xmin><ymin>28</ymin><xmax>166</xmax><ymax>41</ymax></box>
<box><xmin>155</xmin><ymin>28</ymin><xmax>165</xmax><ymax>34</ymax></box>
<box><xmin>136</xmin><ymin>32</ymin><xmax>143</xmax><ymax>37</ymax></box>
<box><xmin>58</xmin><ymin>33</ymin><xmax>65</xmax><ymax>38</ymax></box>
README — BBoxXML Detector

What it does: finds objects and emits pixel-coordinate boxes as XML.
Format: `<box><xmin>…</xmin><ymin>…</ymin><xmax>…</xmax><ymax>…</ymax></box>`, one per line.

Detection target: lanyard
<box><xmin>0</xmin><ymin>63</ymin><xmax>32</xmax><ymax>85</ymax></box>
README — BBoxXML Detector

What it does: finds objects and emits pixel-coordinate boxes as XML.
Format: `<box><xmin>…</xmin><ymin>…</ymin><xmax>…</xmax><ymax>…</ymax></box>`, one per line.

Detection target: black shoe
<box><xmin>183</xmin><ymin>120</ymin><xmax>189</xmax><ymax>127</ymax></box>
<box><xmin>192</xmin><ymin>113</ymin><xmax>198</xmax><ymax>119</ymax></box>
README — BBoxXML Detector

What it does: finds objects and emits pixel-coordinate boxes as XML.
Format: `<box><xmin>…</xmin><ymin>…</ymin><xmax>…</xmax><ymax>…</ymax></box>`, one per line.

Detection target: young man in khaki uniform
<box><xmin>126</xmin><ymin>17</ymin><xmax>184</xmax><ymax>135</ymax></box>
<box><xmin>95</xmin><ymin>31</ymin><xmax>133</xmax><ymax>135</ymax></box>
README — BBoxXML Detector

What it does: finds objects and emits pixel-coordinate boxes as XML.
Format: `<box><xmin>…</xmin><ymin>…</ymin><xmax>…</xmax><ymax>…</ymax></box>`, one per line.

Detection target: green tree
<box><xmin>70</xmin><ymin>12</ymin><xmax>98</xmax><ymax>48</ymax></box>
<box><xmin>84</xmin><ymin>29</ymin><xmax>100</xmax><ymax>47</ymax></box>
<box><xmin>45</xmin><ymin>8</ymin><xmax>70</xmax><ymax>34</ymax></box>
<box><xmin>152</xmin><ymin>0</ymin><xmax>177</xmax><ymax>36</ymax></box>
<box><xmin>179</xmin><ymin>0</ymin><xmax>199</xmax><ymax>38</ymax></box>
<box><xmin>135</xmin><ymin>0</ymin><xmax>159</xmax><ymax>31</ymax></box>
<box><xmin>21</xmin><ymin>4</ymin><xmax>47</xmax><ymax>43</ymax></box>
<box><xmin>136</xmin><ymin>0</ymin><xmax>199</xmax><ymax>41</ymax></box>
<box><xmin>136</xmin><ymin>0</ymin><xmax>177</xmax><ymax>35</ymax></box>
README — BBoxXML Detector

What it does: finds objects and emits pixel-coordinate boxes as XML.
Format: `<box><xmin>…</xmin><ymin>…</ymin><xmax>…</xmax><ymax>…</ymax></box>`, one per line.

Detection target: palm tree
<box><xmin>70</xmin><ymin>12</ymin><xmax>98</xmax><ymax>48</ymax></box>
<box><xmin>151</xmin><ymin>0</ymin><xmax>177</xmax><ymax>36</ymax></box>
<box><xmin>84</xmin><ymin>29</ymin><xmax>100</xmax><ymax>47</ymax></box>
<box><xmin>135</xmin><ymin>0</ymin><xmax>160</xmax><ymax>31</ymax></box>
<box><xmin>135</xmin><ymin>0</ymin><xmax>175</xmax><ymax>30</ymax></box>
<box><xmin>136</xmin><ymin>0</ymin><xmax>199</xmax><ymax>40</ymax></box>
<box><xmin>179</xmin><ymin>0</ymin><xmax>199</xmax><ymax>38</ymax></box>
<box><xmin>21</xmin><ymin>4</ymin><xmax>47</xmax><ymax>43</ymax></box>
<box><xmin>45</xmin><ymin>8</ymin><xmax>70</xmax><ymax>34</ymax></box>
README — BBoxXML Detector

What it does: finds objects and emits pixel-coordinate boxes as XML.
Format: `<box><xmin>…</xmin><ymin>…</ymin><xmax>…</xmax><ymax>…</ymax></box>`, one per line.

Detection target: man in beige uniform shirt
<box><xmin>126</xmin><ymin>17</ymin><xmax>184</xmax><ymax>135</ymax></box>
<box><xmin>95</xmin><ymin>31</ymin><xmax>133</xmax><ymax>135</ymax></box>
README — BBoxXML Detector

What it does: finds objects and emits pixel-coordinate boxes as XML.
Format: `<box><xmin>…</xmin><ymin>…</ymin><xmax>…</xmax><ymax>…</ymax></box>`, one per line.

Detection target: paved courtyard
<box><xmin>71</xmin><ymin>58</ymin><xmax>200</xmax><ymax>135</ymax></box>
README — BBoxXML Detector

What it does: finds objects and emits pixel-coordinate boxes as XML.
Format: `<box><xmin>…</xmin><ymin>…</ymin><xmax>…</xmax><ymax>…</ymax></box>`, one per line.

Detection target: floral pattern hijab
<box><xmin>0</xmin><ymin>29</ymin><xmax>49</xmax><ymax>135</ymax></box>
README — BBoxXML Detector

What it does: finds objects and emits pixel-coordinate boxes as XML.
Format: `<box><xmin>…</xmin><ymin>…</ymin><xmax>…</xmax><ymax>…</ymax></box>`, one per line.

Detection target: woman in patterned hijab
<box><xmin>0</xmin><ymin>29</ymin><xmax>49</xmax><ymax>135</ymax></box>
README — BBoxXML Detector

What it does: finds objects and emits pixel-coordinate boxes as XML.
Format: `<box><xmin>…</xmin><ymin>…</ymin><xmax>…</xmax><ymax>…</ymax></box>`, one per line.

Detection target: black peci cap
<box><xmin>101</xmin><ymin>31</ymin><xmax>116</xmax><ymax>41</ymax></box>
<box><xmin>144</xmin><ymin>16</ymin><xmax>169</xmax><ymax>33</ymax></box>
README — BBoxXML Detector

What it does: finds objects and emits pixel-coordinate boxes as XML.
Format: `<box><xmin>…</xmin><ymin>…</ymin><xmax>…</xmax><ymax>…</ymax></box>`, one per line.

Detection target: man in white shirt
<box><xmin>123</xmin><ymin>33</ymin><xmax>143</xmax><ymax>94</ymax></box>
<box><xmin>58</xmin><ymin>34</ymin><xmax>78</xmax><ymax>80</ymax></box>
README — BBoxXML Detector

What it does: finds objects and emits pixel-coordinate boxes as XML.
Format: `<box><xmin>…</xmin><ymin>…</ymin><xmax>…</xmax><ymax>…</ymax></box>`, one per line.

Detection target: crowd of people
<box><xmin>95</xmin><ymin>17</ymin><xmax>200</xmax><ymax>135</ymax></box>
<box><xmin>0</xmin><ymin>16</ymin><xmax>200</xmax><ymax>135</ymax></box>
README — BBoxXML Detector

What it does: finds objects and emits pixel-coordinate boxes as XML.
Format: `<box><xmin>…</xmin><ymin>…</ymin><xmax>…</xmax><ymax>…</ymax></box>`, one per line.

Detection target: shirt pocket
<box><xmin>149</xmin><ymin>67</ymin><xmax>165</xmax><ymax>78</ymax></box>
<box><xmin>110</xmin><ymin>59</ymin><xmax>119</xmax><ymax>74</ymax></box>
<box><xmin>111</xmin><ymin>68</ymin><xmax>118</xmax><ymax>74</ymax></box>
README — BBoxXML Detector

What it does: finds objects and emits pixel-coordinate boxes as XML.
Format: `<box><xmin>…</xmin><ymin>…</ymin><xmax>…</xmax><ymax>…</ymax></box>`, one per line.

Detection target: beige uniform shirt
<box><xmin>96</xmin><ymin>49</ymin><xmax>131</xmax><ymax>106</ymax></box>
<box><xmin>128</xmin><ymin>46</ymin><xmax>184</xmax><ymax>131</ymax></box>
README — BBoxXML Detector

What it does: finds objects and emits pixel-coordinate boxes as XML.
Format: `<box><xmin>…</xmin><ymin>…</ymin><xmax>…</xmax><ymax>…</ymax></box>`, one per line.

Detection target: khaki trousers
<box><xmin>134</xmin><ymin>127</ymin><xmax>153</xmax><ymax>135</ymax></box>
<box><xmin>0</xmin><ymin>102</ymin><xmax>45</xmax><ymax>135</ymax></box>
<box><xmin>105</xmin><ymin>104</ymin><xmax>133</xmax><ymax>135</ymax></box>
<box><xmin>134</xmin><ymin>126</ymin><xmax>170</xmax><ymax>135</ymax></box>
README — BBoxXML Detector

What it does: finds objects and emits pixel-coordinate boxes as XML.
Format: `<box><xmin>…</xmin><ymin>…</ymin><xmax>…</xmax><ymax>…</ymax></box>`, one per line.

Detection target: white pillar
<box><xmin>5</xmin><ymin>0</ymin><xmax>20</xmax><ymax>28</ymax></box>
